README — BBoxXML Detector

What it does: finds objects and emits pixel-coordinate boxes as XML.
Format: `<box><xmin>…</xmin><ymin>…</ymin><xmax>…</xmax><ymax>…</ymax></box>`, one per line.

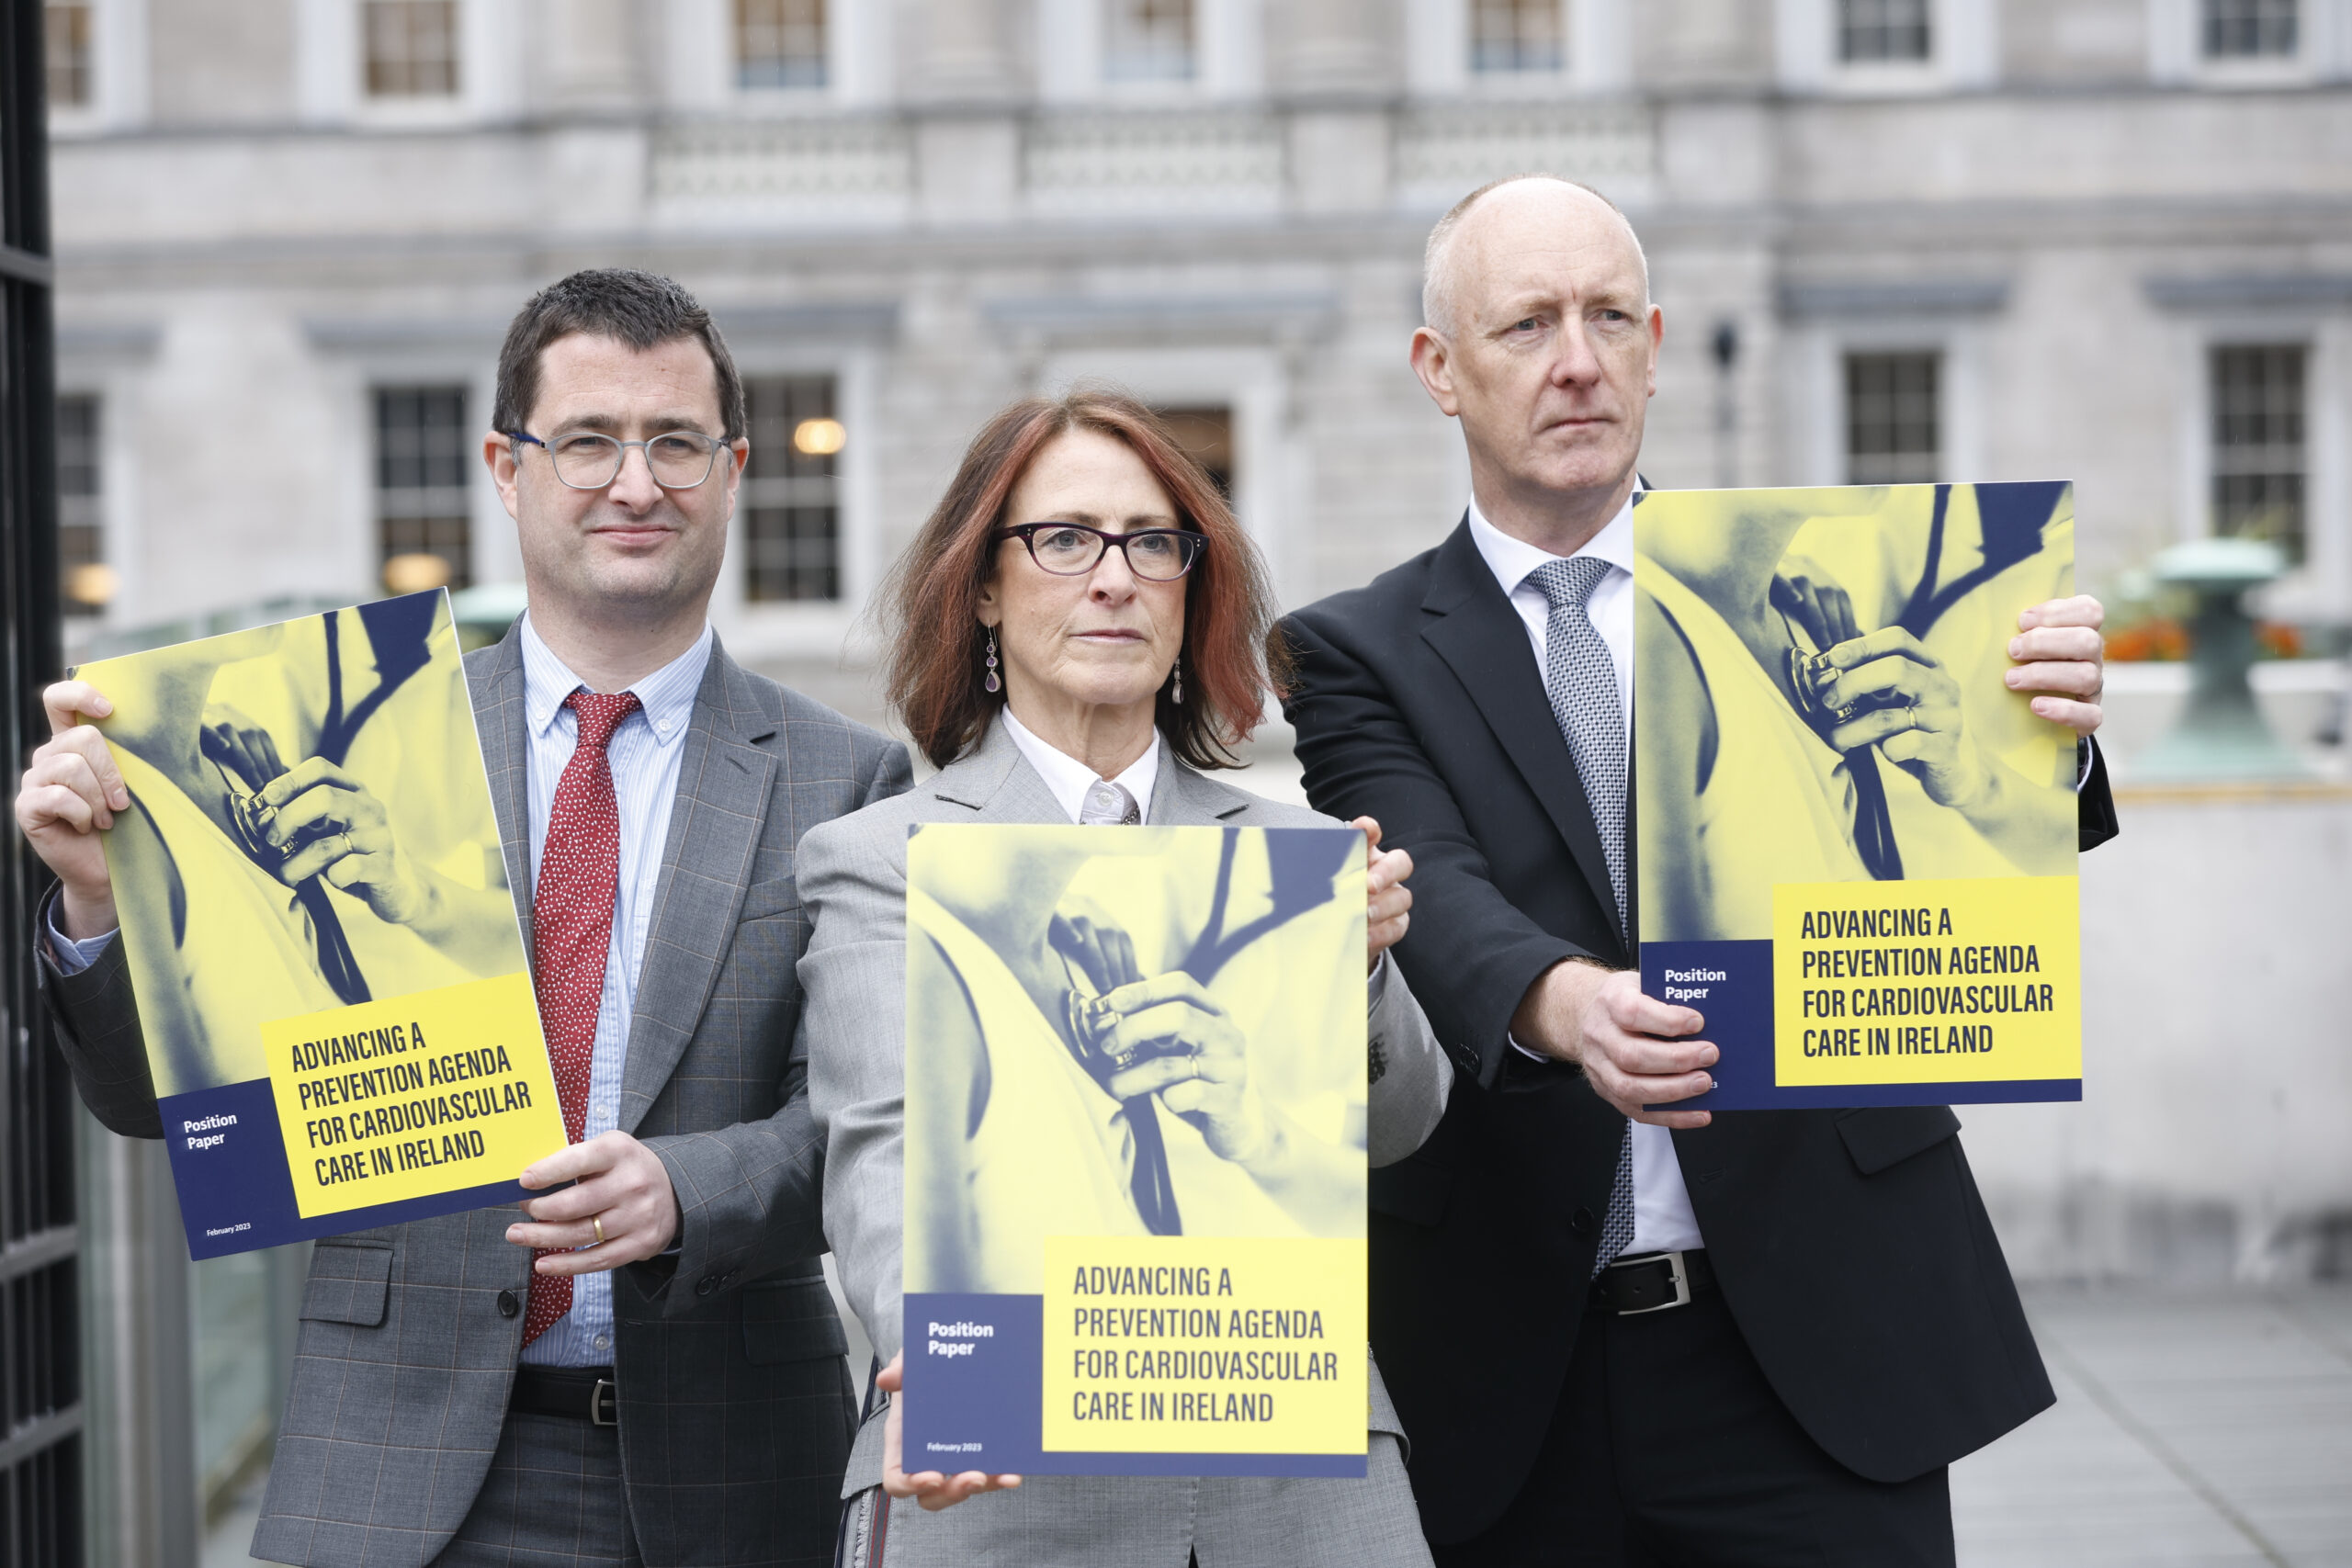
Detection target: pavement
<box><xmin>206</xmin><ymin>1284</ymin><xmax>2352</xmax><ymax>1566</ymax></box>
<box><xmin>1951</xmin><ymin>1286</ymin><xmax>2352</xmax><ymax>1567</ymax></box>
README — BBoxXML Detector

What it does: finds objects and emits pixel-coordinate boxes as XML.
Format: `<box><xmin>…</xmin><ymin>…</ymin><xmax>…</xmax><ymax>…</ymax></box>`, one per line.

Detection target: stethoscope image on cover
<box><xmin>1045</xmin><ymin>827</ymin><xmax>1359</xmax><ymax>1235</ymax></box>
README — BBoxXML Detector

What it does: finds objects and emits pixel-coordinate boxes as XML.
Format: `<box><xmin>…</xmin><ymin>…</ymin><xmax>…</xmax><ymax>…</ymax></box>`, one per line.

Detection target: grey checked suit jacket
<box><xmin>41</xmin><ymin>627</ymin><xmax>912</xmax><ymax>1568</ymax></box>
<box><xmin>799</xmin><ymin>719</ymin><xmax>1446</xmax><ymax>1568</ymax></box>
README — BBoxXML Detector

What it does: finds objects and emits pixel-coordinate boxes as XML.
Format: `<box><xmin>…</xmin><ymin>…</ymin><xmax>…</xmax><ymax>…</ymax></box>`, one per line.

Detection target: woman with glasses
<box><xmin>797</xmin><ymin>389</ymin><xmax>1450</xmax><ymax>1567</ymax></box>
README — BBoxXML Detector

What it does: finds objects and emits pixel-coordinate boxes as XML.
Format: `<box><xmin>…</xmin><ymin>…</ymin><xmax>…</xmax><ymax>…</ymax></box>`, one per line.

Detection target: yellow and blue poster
<box><xmin>1634</xmin><ymin>482</ymin><xmax>2082</xmax><ymax>1108</ymax></box>
<box><xmin>900</xmin><ymin>823</ymin><xmax>1368</xmax><ymax>1477</ymax></box>
<box><xmin>75</xmin><ymin>590</ymin><xmax>564</xmax><ymax>1258</ymax></box>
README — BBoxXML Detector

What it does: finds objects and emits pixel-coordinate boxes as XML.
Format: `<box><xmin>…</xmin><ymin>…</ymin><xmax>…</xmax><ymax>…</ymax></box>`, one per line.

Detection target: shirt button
<box><xmin>594</xmin><ymin>1335</ymin><xmax>610</xmax><ymax>1351</ymax></box>
<box><xmin>496</xmin><ymin>1290</ymin><xmax>520</xmax><ymax>1319</ymax></box>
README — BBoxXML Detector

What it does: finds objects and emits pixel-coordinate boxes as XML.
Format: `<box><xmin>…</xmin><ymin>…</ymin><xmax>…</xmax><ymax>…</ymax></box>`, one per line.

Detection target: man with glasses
<box><xmin>19</xmin><ymin>268</ymin><xmax>910</xmax><ymax>1568</ymax></box>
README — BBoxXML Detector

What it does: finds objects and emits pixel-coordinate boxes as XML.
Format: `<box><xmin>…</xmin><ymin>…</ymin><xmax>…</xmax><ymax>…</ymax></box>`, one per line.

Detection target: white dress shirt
<box><xmin>1464</xmin><ymin>492</ymin><xmax>1706</xmax><ymax>1257</ymax></box>
<box><xmin>1001</xmin><ymin>706</ymin><xmax>1162</xmax><ymax>826</ymax></box>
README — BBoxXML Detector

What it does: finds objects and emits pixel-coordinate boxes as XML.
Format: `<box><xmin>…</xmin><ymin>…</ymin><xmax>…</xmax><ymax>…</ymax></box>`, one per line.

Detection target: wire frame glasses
<box><xmin>508</xmin><ymin>429</ymin><xmax>734</xmax><ymax>491</ymax></box>
<box><xmin>995</xmin><ymin>522</ymin><xmax>1205</xmax><ymax>581</ymax></box>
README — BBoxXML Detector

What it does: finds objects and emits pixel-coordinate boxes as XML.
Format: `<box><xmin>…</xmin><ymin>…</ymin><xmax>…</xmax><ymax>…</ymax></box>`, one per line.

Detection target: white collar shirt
<box><xmin>1464</xmin><ymin>483</ymin><xmax>1705</xmax><ymax>1258</ymax></box>
<box><xmin>1001</xmin><ymin>706</ymin><xmax>1161</xmax><ymax>826</ymax></box>
<box><xmin>515</xmin><ymin>612</ymin><xmax>712</xmax><ymax>1367</ymax></box>
<box><xmin>1465</xmin><ymin>491</ymin><xmax>1636</xmax><ymax>739</ymax></box>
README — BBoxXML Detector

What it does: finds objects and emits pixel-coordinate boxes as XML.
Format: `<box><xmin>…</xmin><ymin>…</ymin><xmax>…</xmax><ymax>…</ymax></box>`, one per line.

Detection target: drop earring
<box><xmin>1170</xmin><ymin>656</ymin><xmax>1183</xmax><ymax>705</ymax></box>
<box><xmin>983</xmin><ymin>627</ymin><xmax>1001</xmax><ymax>694</ymax></box>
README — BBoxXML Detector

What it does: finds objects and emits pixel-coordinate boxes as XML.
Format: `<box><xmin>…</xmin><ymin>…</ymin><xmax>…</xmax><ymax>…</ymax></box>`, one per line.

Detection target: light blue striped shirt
<box><xmin>514</xmin><ymin>612</ymin><xmax>712</xmax><ymax>1368</ymax></box>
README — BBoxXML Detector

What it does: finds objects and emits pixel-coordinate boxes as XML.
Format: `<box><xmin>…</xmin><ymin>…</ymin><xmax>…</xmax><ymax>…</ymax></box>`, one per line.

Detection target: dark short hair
<box><xmin>492</xmin><ymin>268</ymin><xmax>745</xmax><ymax>440</ymax></box>
<box><xmin>885</xmin><ymin>389</ymin><xmax>1287</xmax><ymax>773</ymax></box>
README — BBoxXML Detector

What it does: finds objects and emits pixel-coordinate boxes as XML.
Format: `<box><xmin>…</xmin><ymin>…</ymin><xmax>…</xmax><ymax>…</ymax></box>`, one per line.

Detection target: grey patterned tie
<box><xmin>1527</xmin><ymin>556</ymin><xmax>1636</xmax><ymax>1277</ymax></box>
<box><xmin>1080</xmin><ymin>778</ymin><xmax>1142</xmax><ymax>827</ymax></box>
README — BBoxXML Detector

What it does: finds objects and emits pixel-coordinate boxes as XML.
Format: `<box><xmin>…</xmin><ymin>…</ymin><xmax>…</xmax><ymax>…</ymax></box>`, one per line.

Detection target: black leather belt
<box><xmin>1589</xmin><ymin>1249</ymin><xmax>1715</xmax><ymax>1315</ymax></box>
<box><xmin>511</xmin><ymin>1365</ymin><xmax>618</xmax><ymax>1427</ymax></box>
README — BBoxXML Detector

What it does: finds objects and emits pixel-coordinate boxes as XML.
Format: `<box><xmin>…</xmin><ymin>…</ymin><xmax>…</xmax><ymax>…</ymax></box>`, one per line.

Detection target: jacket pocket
<box><xmin>738</xmin><ymin>874</ymin><xmax>800</xmax><ymax>922</ymax></box>
<box><xmin>1836</xmin><ymin>1105</ymin><xmax>1962</xmax><ymax>1176</ymax></box>
<box><xmin>300</xmin><ymin>1242</ymin><xmax>393</xmax><ymax>1326</ymax></box>
<box><xmin>741</xmin><ymin>1276</ymin><xmax>849</xmax><ymax>1366</ymax></box>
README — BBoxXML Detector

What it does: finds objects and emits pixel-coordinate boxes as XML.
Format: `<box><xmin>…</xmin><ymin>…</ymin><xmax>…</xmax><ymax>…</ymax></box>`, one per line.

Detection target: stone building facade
<box><xmin>45</xmin><ymin>0</ymin><xmax>2352</xmax><ymax>720</ymax></box>
<box><xmin>40</xmin><ymin>5</ymin><xmax>2352</xmax><ymax>1543</ymax></box>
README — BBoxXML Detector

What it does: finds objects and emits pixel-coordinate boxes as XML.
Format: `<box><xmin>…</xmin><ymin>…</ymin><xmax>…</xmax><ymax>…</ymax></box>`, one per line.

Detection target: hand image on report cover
<box><xmin>1634</xmin><ymin>481</ymin><xmax>2077</xmax><ymax>943</ymax></box>
<box><xmin>78</xmin><ymin>591</ymin><xmax>522</xmax><ymax>1096</ymax></box>
<box><xmin>905</xmin><ymin>823</ymin><xmax>1369</xmax><ymax>1295</ymax></box>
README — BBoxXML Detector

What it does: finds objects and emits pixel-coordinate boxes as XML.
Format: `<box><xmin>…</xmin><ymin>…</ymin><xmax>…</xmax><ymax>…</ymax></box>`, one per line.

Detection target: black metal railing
<box><xmin>0</xmin><ymin>1</ymin><xmax>80</xmax><ymax>1562</ymax></box>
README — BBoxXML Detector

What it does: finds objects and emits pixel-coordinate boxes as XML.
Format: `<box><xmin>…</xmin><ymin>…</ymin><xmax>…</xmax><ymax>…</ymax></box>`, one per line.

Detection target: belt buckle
<box><xmin>591</xmin><ymin>1377</ymin><xmax>618</xmax><ymax>1427</ymax></box>
<box><xmin>1611</xmin><ymin>1250</ymin><xmax>1692</xmax><ymax>1315</ymax></box>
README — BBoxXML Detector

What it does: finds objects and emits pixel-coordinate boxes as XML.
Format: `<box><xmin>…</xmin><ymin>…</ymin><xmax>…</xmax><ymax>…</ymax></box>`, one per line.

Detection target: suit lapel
<box><xmin>927</xmin><ymin>719</ymin><xmax>1062</xmax><ymax>822</ymax></box>
<box><xmin>616</xmin><ymin>643</ymin><xmax>778</xmax><ymax>1135</ymax></box>
<box><xmin>1418</xmin><ymin>521</ymin><xmax>1619</xmax><ymax>936</ymax></box>
<box><xmin>466</xmin><ymin>626</ymin><xmax>537</xmax><ymax>951</ymax></box>
<box><xmin>1156</xmin><ymin>758</ymin><xmax>1253</xmax><ymax>826</ymax></box>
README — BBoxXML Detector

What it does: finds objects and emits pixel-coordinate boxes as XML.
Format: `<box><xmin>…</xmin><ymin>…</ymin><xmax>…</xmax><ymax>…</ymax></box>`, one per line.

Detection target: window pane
<box><xmin>57</xmin><ymin>395</ymin><xmax>108</xmax><ymax>615</ymax></box>
<box><xmin>1105</xmin><ymin>0</ymin><xmax>1196</xmax><ymax>83</ymax></box>
<box><xmin>366</xmin><ymin>0</ymin><xmax>460</xmax><ymax>98</ymax></box>
<box><xmin>2202</xmin><ymin>0</ymin><xmax>2299</xmax><ymax>57</ymax></box>
<box><xmin>1845</xmin><ymin>352</ymin><xmax>1939</xmax><ymax>484</ymax></box>
<box><xmin>1154</xmin><ymin>405</ymin><xmax>1234</xmax><ymax>501</ymax></box>
<box><xmin>45</xmin><ymin>1</ymin><xmax>92</xmax><ymax>110</ymax></box>
<box><xmin>743</xmin><ymin>375</ymin><xmax>842</xmax><ymax>603</ymax></box>
<box><xmin>1470</xmin><ymin>0</ymin><xmax>1565</xmax><ymax>74</ymax></box>
<box><xmin>1838</xmin><ymin>0</ymin><xmax>1932</xmax><ymax>62</ymax></box>
<box><xmin>737</xmin><ymin>0</ymin><xmax>827</xmax><ymax>89</ymax></box>
<box><xmin>375</xmin><ymin>385</ymin><xmax>472</xmax><ymax>590</ymax></box>
<box><xmin>2210</xmin><ymin>344</ymin><xmax>2306</xmax><ymax>563</ymax></box>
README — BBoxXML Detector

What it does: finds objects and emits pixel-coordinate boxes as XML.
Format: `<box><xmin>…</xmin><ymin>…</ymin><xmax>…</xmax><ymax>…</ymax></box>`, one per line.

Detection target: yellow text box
<box><xmin>1772</xmin><ymin>875</ymin><xmax>2080</xmax><ymax>1086</ymax></box>
<box><xmin>262</xmin><ymin>972</ymin><xmax>566</xmax><ymax>1217</ymax></box>
<box><xmin>1042</xmin><ymin>1235</ymin><xmax>1366</xmax><ymax>1457</ymax></box>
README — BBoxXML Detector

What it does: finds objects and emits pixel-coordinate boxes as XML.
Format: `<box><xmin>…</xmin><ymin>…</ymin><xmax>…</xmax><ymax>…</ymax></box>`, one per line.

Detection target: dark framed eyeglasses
<box><xmin>507</xmin><ymin>429</ymin><xmax>734</xmax><ymax>491</ymax></box>
<box><xmin>994</xmin><ymin>522</ymin><xmax>1206</xmax><ymax>581</ymax></box>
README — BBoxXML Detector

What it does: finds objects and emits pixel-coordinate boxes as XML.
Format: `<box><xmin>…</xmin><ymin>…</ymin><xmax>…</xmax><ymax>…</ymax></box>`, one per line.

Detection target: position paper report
<box><xmin>899</xmin><ymin>822</ymin><xmax>1371</xmax><ymax>1477</ymax></box>
<box><xmin>74</xmin><ymin>590</ymin><xmax>564</xmax><ymax>1258</ymax></box>
<box><xmin>1632</xmin><ymin>481</ymin><xmax>2082</xmax><ymax>1110</ymax></box>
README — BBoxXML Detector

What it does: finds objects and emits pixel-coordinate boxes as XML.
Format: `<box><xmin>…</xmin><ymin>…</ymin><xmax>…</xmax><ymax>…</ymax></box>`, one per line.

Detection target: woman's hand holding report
<box><xmin>1804</xmin><ymin>626</ymin><xmax>1991</xmax><ymax>809</ymax></box>
<box><xmin>1094</xmin><ymin>972</ymin><xmax>1266</xmax><ymax>1162</ymax></box>
<box><xmin>250</xmin><ymin>755</ymin><xmax>435</xmax><ymax>919</ymax></box>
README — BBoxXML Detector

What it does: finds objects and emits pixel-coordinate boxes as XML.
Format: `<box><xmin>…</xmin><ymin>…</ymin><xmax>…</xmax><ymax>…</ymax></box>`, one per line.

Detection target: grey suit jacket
<box><xmin>797</xmin><ymin>719</ymin><xmax>1449</xmax><ymax>1562</ymax></box>
<box><xmin>41</xmin><ymin>627</ymin><xmax>912</xmax><ymax>1568</ymax></box>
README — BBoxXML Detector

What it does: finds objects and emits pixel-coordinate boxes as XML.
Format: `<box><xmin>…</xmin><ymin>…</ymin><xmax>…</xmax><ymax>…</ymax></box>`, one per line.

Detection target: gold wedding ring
<box><xmin>592</xmin><ymin>1214</ymin><xmax>605</xmax><ymax>1246</ymax></box>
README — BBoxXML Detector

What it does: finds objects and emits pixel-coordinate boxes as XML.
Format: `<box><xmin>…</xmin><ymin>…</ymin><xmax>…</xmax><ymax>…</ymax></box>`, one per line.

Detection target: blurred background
<box><xmin>1</xmin><ymin>0</ymin><xmax>2346</xmax><ymax>1562</ymax></box>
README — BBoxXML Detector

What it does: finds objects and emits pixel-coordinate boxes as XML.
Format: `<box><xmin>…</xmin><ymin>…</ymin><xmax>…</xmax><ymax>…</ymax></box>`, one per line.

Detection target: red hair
<box><xmin>884</xmin><ymin>389</ymin><xmax>1285</xmax><ymax>772</ymax></box>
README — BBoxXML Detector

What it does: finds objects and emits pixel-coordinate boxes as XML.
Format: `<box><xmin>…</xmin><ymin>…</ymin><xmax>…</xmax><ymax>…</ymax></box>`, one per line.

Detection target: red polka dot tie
<box><xmin>521</xmin><ymin>689</ymin><xmax>641</xmax><ymax>1348</ymax></box>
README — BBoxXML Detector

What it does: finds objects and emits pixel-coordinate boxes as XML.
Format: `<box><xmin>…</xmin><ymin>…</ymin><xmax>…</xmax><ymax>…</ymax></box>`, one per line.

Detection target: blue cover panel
<box><xmin>1641</xmin><ymin>940</ymin><xmax>1773</xmax><ymax>1110</ymax></box>
<box><xmin>160</xmin><ymin>1078</ymin><xmax>532</xmax><ymax>1258</ymax></box>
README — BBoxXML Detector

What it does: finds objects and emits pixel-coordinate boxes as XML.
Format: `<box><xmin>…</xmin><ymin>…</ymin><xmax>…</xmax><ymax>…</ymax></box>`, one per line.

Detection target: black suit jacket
<box><xmin>1280</xmin><ymin>518</ymin><xmax>2119</xmax><ymax>1545</ymax></box>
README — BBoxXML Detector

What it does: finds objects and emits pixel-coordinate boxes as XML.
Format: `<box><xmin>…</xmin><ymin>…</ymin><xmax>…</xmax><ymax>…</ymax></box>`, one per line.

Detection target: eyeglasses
<box><xmin>507</xmin><ymin>429</ymin><xmax>734</xmax><ymax>491</ymax></box>
<box><xmin>995</xmin><ymin>522</ymin><xmax>1206</xmax><ymax>581</ymax></box>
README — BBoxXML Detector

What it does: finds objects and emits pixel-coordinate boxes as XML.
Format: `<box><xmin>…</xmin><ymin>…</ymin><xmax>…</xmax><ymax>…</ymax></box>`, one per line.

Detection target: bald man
<box><xmin>1277</xmin><ymin>176</ymin><xmax>2117</xmax><ymax>1566</ymax></box>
